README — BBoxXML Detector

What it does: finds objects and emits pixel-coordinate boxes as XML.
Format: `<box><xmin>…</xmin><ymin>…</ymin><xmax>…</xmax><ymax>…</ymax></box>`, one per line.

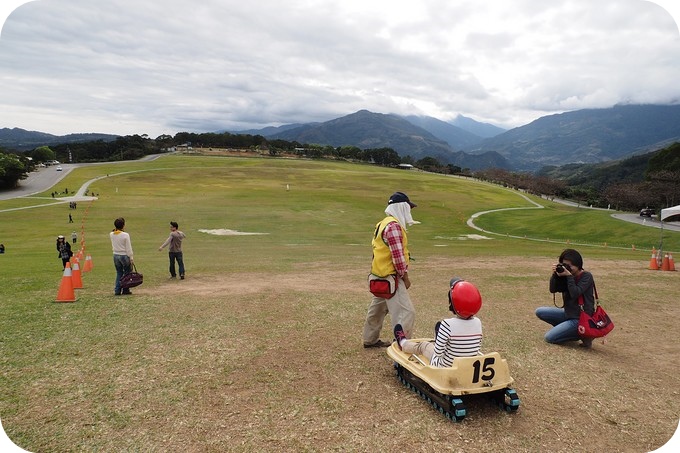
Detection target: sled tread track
<box><xmin>395</xmin><ymin>363</ymin><xmax>467</xmax><ymax>422</ymax></box>
<box><xmin>490</xmin><ymin>388</ymin><xmax>520</xmax><ymax>413</ymax></box>
<box><xmin>394</xmin><ymin>363</ymin><xmax>520</xmax><ymax>421</ymax></box>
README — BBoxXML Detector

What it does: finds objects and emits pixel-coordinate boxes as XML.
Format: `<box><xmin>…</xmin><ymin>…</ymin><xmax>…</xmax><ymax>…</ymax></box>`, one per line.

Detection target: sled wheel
<box><xmin>504</xmin><ymin>388</ymin><xmax>520</xmax><ymax>412</ymax></box>
<box><xmin>450</xmin><ymin>397</ymin><xmax>466</xmax><ymax>422</ymax></box>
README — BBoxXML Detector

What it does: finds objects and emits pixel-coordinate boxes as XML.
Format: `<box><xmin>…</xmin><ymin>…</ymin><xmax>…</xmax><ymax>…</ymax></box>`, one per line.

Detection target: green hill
<box><xmin>1</xmin><ymin>155</ymin><xmax>678</xmax><ymax>451</ymax></box>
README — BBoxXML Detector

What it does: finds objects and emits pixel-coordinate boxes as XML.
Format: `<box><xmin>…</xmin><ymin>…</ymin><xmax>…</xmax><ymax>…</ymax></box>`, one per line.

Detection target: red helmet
<box><xmin>448</xmin><ymin>278</ymin><xmax>482</xmax><ymax>319</ymax></box>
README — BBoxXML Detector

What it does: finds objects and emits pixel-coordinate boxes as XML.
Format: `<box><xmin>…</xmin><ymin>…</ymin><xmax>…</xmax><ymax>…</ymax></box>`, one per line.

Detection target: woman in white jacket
<box><xmin>110</xmin><ymin>217</ymin><xmax>134</xmax><ymax>295</ymax></box>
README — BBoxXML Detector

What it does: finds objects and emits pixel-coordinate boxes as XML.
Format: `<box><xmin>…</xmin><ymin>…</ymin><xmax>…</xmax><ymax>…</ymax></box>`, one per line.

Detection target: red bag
<box><xmin>368</xmin><ymin>274</ymin><xmax>397</xmax><ymax>299</ymax></box>
<box><xmin>577</xmin><ymin>284</ymin><xmax>614</xmax><ymax>339</ymax></box>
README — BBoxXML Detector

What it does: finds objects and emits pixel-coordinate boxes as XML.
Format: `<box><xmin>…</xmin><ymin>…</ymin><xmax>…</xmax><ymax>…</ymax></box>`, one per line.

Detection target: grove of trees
<box><xmin>0</xmin><ymin>151</ymin><xmax>28</xmax><ymax>189</ymax></box>
<box><xmin>474</xmin><ymin>143</ymin><xmax>680</xmax><ymax>213</ymax></box>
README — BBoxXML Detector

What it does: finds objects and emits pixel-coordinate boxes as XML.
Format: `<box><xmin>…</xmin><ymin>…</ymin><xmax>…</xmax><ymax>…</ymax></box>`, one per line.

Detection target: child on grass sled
<box><xmin>394</xmin><ymin>278</ymin><xmax>483</xmax><ymax>367</ymax></box>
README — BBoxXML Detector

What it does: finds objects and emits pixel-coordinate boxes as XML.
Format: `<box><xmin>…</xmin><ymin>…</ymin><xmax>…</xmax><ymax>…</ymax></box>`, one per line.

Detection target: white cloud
<box><xmin>0</xmin><ymin>0</ymin><xmax>679</xmax><ymax>137</ymax></box>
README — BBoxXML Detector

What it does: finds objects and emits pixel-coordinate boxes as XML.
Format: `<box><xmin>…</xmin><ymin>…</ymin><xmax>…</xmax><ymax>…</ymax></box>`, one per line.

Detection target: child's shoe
<box><xmin>394</xmin><ymin>324</ymin><xmax>407</xmax><ymax>350</ymax></box>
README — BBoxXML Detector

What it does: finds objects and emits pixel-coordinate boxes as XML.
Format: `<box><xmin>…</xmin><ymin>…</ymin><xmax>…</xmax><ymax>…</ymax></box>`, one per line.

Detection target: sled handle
<box><xmin>409</xmin><ymin>354</ymin><xmax>428</xmax><ymax>366</ymax></box>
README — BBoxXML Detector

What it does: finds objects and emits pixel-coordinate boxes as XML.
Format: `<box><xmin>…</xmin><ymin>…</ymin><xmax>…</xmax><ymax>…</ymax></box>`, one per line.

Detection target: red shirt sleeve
<box><xmin>383</xmin><ymin>221</ymin><xmax>408</xmax><ymax>276</ymax></box>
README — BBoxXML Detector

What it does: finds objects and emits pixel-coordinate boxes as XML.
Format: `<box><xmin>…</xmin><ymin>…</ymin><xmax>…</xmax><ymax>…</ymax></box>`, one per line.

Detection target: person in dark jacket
<box><xmin>535</xmin><ymin>248</ymin><xmax>596</xmax><ymax>348</ymax></box>
<box><xmin>56</xmin><ymin>235</ymin><xmax>72</xmax><ymax>269</ymax></box>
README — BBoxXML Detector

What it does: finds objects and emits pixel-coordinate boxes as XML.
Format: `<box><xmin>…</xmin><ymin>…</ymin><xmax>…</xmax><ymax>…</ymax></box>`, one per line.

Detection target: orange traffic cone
<box><xmin>661</xmin><ymin>253</ymin><xmax>670</xmax><ymax>271</ymax></box>
<box><xmin>83</xmin><ymin>254</ymin><xmax>93</xmax><ymax>272</ymax></box>
<box><xmin>56</xmin><ymin>262</ymin><xmax>76</xmax><ymax>302</ymax></box>
<box><xmin>72</xmin><ymin>260</ymin><xmax>83</xmax><ymax>289</ymax></box>
<box><xmin>649</xmin><ymin>249</ymin><xmax>659</xmax><ymax>270</ymax></box>
<box><xmin>669</xmin><ymin>253</ymin><xmax>676</xmax><ymax>271</ymax></box>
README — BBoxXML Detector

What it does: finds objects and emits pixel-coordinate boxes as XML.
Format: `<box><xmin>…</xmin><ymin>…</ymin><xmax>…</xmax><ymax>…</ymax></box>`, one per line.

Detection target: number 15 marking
<box><xmin>472</xmin><ymin>357</ymin><xmax>495</xmax><ymax>383</ymax></box>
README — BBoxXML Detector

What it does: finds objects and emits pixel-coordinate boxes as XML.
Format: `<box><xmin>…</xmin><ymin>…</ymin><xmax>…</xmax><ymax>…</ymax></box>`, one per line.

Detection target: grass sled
<box><xmin>387</xmin><ymin>340</ymin><xmax>520</xmax><ymax>422</ymax></box>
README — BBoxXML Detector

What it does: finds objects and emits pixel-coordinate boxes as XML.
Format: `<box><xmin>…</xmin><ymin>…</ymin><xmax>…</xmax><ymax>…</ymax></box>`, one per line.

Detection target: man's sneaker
<box><xmin>180</xmin><ymin>274</ymin><xmax>185</xmax><ymax>280</ymax></box>
<box><xmin>363</xmin><ymin>340</ymin><xmax>390</xmax><ymax>348</ymax></box>
<box><xmin>393</xmin><ymin>324</ymin><xmax>407</xmax><ymax>350</ymax></box>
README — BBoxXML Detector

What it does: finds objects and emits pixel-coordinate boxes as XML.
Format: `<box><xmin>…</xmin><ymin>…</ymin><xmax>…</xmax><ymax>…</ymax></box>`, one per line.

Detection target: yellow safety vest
<box><xmin>371</xmin><ymin>216</ymin><xmax>409</xmax><ymax>277</ymax></box>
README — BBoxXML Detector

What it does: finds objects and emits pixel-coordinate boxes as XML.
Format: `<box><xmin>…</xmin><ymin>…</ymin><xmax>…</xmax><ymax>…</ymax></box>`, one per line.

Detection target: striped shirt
<box><xmin>430</xmin><ymin>316</ymin><xmax>483</xmax><ymax>367</ymax></box>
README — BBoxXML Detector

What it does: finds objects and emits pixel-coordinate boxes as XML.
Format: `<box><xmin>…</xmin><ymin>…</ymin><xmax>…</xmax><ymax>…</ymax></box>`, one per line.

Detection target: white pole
<box><xmin>659</xmin><ymin>215</ymin><xmax>664</xmax><ymax>260</ymax></box>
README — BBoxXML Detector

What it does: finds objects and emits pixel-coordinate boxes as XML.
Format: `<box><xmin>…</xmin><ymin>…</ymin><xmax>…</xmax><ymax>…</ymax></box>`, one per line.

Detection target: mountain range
<box><xmin>0</xmin><ymin>128</ymin><xmax>118</xmax><ymax>151</ymax></box>
<box><xmin>3</xmin><ymin>104</ymin><xmax>680</xmax><ymax>172</ymax></box>
<box><xmin>236</xmin><ymin>110</ymin><xmax>511</xmax><ymax>169</ymax></box>
<box><xmin>468</xmin><ymin>104</ymin><xmax>680</xmax><ymax>171</ymax></box>
<box><xmin>234</xmin><ymin>104</ymin><xmax>680</xmax><ymax>171</ymax></box>
<box><xmin>264</xmin><ymin>110</ymin><xmax>508</xmax><ymax>168</ymax></box>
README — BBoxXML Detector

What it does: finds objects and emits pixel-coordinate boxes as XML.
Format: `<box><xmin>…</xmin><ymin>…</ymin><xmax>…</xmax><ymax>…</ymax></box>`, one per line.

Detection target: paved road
<box><xmin>542</xmin><ymin>195</ymin><xmax>680</xmax><ymax>232</ymax></box>
<box><xmin>611</xmin><ymin>213</ymin><xmax>680</xmax><ymax>232</ymax></box>
<box><xmin>0</xmin><ymin>164</ymin><xmax>74</xmax><ymax>200</ymax></box>
<box><xmin>0</xmin><ymin>155</ymin><xmax>164</xmax><ymax>202</ymax></box>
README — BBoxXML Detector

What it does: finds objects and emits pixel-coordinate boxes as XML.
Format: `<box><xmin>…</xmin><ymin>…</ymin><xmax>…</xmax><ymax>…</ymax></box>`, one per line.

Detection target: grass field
<box><xmin>1</xmin><ymin>153</ymin><xmax>679</xmax><ymax>452</ymax></box>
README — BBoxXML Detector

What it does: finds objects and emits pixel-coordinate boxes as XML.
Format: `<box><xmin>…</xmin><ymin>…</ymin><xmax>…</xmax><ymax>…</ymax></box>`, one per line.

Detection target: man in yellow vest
<box><xmin>363</xmin><ymin>192</ymin><xmax>418</xmax><ymax>348</ymax></box>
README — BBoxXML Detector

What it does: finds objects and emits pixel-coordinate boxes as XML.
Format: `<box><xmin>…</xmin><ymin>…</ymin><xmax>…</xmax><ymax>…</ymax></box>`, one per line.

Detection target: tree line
<box><xmin>1</xmin><ymin>132</ymin><xmax>678</xmax><ymax>214</ymax></box>
<box><xmin>473</xmin><ymin>143</ymin><xmax>680</xmax><ymax>213</ymax></box>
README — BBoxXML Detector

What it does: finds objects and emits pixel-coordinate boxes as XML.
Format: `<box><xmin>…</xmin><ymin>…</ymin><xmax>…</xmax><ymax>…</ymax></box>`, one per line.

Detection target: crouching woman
<box><xmin>535</xmin><ymin>248</ymin><xmax>595</xmax><ymax>348</ymax></box>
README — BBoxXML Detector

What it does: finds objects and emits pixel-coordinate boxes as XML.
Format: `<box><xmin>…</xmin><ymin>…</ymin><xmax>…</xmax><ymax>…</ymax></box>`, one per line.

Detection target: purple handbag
<box><xmin>120</xmin><ymin>264</ymin><xmax>143</xmax><ymax>289</ymax></box>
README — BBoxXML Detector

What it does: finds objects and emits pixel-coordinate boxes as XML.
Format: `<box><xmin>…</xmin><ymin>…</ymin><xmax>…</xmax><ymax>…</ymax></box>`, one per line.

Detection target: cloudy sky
<box><xmin>0</xmin><ymin>0</ymin><xmax>679</xmax><ymax>138</ymax></box>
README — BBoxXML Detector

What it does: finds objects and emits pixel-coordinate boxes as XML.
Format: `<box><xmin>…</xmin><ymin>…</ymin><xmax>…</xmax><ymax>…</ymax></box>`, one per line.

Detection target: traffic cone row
<box><xmin>660</xmin><ymin>253</ymin><xmax>676</xmax><ymax>272</ymax></box>
<box><xmin>56</xmin><ymin>247</ymin><xmax>95</xmax><ymax>302</ymax></box>
<box><xmin>55</xmin><ymin>199</ymin><xmax>96</xmax><ymax>302</ymax></box>
<box><xmin>648</xmin><ymin>247</ymin><xmax>676</xmax><ymax>272</ymax></box>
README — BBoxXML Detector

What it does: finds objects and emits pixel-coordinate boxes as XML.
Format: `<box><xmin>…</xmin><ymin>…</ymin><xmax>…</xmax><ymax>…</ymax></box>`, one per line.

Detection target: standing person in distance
<box><xmin>362</xmin><ymin>191</ymin><xmax>419</xmax><ymax>348</ymax></box>
<box><xmin>158</xmin><ymin>221</ymin><xmax>186</xmax><ymax>279</ymax></box>
<box><xmin>56</xmin><ymin>235</ymin><xmax>72</xmax><ymax>269</ymax></box>
<box><xmin>535</xmin><ymin>248</ymin><xmax>595</xmax><ymax>348</ymax></box>
<box><xmin>110</xmin><ymin>217</ymin><xmax>134</xmax><ymax>296</ymax></box>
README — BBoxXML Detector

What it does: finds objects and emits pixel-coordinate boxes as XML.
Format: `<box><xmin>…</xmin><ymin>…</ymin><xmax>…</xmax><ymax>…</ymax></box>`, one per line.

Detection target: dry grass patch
<box><xmin>4</xmin><ymin>255</ymin><xmax>677</xmax><ymax>451</ymax></box>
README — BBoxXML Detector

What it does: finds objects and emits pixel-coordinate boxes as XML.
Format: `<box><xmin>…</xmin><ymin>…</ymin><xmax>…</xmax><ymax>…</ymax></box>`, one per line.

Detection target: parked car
<box><xmin>56</xmin><ymin>166</ymin><xmax>63</xmax><ymax>171</ymax></box>
<box><xmin>640</xmin><ymin>208</ymin><xmax>655</xmax><ymax>217</ymax></box>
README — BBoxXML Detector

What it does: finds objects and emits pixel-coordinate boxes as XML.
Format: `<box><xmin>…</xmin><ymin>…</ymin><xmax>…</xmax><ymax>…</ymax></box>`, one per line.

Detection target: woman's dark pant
<box><xmin>169</xmin><ymin>251</ymin><xmax>184</xmax><ymax>277</ymax></box>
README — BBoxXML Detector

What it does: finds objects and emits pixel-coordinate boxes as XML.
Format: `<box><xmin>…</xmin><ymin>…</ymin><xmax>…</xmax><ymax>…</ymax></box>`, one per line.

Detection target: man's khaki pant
<box><xmin>362</xmin><ymin>276</ymin><xmax>415</xmax><ymax>345</ymax></box>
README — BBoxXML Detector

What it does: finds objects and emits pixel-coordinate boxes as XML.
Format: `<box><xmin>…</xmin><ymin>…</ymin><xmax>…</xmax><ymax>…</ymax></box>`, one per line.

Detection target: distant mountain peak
<box><xmin>471</xmin><ymin>104</ymin><xmax>680</xmax><ymax>171</ymax></box>
<box><xmin>257</xmin><ymin>109</ymin><xmax>510</xmax><ymax>170</ymax></box>
<box><xmin>0</xmin><ymin>127</ymin><xmax>119</xmax><ymax>151</ymax></box>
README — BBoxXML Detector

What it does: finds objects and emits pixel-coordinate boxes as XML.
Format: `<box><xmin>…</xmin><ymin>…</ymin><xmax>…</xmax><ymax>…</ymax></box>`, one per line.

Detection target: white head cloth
<box><xmin>385</xmin><ymin>202</ymin><xmax>418</xmax><ymax>230</ymax></box>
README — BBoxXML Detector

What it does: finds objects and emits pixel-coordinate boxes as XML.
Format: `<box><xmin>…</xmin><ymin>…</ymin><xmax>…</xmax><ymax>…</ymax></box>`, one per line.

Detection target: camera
<box><xmin>552</xmin><ymin>263</ymin><xmax>569</xmax><ymax>293</ymax></box>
